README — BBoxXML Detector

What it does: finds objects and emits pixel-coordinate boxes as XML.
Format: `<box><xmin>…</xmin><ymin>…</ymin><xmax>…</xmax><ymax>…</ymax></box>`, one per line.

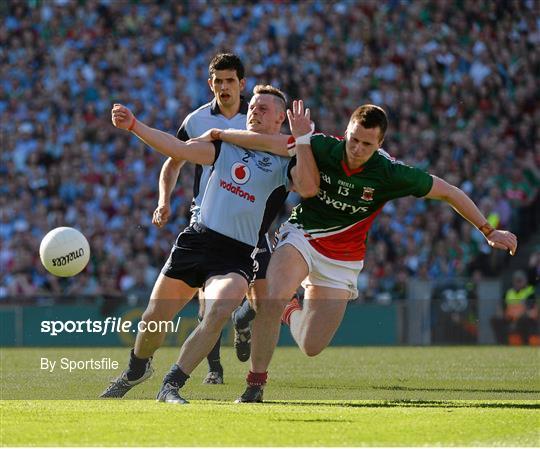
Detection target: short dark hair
<box><xmin>253</xmin><ymin>84</ymin><xmax>287</xmax><ymax>111</ymax></box>
<box><xmin>209</xmin><ymin>53</ymin><xmax>245</xmax><ymax>80</ymax></box>
<box><xmin>350</xmin><ymin>104</ymin><xmax>388</xmax><ymax>139</ymax></box>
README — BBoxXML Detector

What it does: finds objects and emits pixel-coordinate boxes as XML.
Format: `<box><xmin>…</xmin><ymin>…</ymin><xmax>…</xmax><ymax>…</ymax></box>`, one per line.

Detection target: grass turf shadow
<box><xmin>371</xmin><ymin>385</ymin><xmax>540</xmax><ymax>394</ymax></box>
<box><xmin>264</xmin><ymin>399</ymin><xmax>540</xmax><ymax>410</ymax></box>
<box><xmin>288</xmin><ymin>383</ymin><xmax>540</xmax><ymax>395</ymax></box>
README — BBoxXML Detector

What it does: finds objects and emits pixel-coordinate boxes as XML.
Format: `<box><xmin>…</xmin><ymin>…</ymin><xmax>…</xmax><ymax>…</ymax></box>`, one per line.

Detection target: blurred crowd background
<box><xmin>1</xmin><ymin>0</ymin><xmax>539</xmax><ymax>305</ymax></box>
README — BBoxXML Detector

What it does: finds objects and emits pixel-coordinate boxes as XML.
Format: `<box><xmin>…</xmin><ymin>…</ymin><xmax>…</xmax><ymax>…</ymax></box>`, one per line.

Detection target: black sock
<box><xmin>233</xmin><ymin>299</ymin><xmax>256</xmax><ymax>329</ymax></box>
<box><xmin>126</xmin><ymin>349</ymin><xmax>151</xmax><ymax>381</ymax></box>
<box><xmin>207</xmin><ymin>333</ymin><xmax>223</xmax><ymax>374</ymax></box>
<box><xmin>163</xmin><ymin>364</ymin><xmax>190</xmax><ymax>389</ymax></box>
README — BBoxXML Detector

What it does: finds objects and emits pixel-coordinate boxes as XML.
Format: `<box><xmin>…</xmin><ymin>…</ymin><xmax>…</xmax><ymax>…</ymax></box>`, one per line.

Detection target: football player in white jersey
<box><xmin>101</xmin><ymin>85</ymin><xmax>318</xmax><ymax>403</ymax></box>
<box><xmin>152</xmin><ymin>54</ymin><xmax>263</xmax><ymax>384</ymax></box>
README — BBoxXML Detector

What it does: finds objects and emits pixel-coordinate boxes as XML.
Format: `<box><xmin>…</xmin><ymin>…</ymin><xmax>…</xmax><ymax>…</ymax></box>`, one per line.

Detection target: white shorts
<box><xmin>275</xmin><ymin>222</ymin><xmax>363</xmax><ymax>299</ymax></box>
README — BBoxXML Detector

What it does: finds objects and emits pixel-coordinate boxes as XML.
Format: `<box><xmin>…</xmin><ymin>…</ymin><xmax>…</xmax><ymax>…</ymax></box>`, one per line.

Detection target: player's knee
<box><xmin>267</xmin><ymin>284</ymin><xmax>296</xmax><ymax>302</ymax></box>
<box><xmin>254</xmin><ymin>297</ymin><xmax>287</xmax><ymax>317</ymax></box>
<box><xmin>299</xmin><ymin>340</ymin><xmax>325</xmax><ymax>357</ymax></box>
<box><xmin>302</xmin><ymin>346</ymin><xmax>324</xmax><ymax>357</ymax></box>
<box><xmin>141</xmin><ymin>306</ymin><xmax>168</xmax><ymax>324</ymax></box>
<box><xmin>202</xmin><ymin>303</ymin><xmax>233</xmax><ymax>331</ymax></box>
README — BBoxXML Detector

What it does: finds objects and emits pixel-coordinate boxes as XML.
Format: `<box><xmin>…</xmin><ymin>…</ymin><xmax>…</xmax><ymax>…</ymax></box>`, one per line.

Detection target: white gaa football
<box><xmin>39</xmin><ymin>227</ymin><xmax>90</xmax><ymax>277</ymax></box>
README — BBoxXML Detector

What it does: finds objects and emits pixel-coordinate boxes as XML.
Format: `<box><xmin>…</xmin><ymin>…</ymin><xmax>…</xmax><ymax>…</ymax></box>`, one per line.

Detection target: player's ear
<box><xmin>239</xmin><ymin>78</ymin><xmax>246</xmax><ymax>91</ymax></box>
<box><xmin>207</xmin><ymin>78</ymin><xmax>215</xmax><ymax>94</ymax></box>
<box><xmin>277</xmin><ymin>110</ymin><xmax>286</xmax><ymax>126</ymax></box>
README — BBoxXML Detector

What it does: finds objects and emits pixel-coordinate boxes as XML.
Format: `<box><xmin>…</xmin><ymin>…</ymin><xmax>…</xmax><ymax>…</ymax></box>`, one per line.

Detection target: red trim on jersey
<box><xmin>307</xmin><ymin>207</ymin><xmax>383</xmax><ymax>261</ymax></box>
<box><xmin>341</xmin><ymin>160</ymin><xmax>365</xmax><ymax>177</ymax></box>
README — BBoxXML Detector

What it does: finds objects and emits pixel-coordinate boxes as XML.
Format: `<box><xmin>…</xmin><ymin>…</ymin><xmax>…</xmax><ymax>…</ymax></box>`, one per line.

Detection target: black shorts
<box><xmin>162</xmin><ymin>224</ymin><xmax>256</xmax><ymax>288</ymax></box>
<box><xmin>254</xmin><ymin>234</ymin><xmax>272</xmax><ymax>280</ymax></box>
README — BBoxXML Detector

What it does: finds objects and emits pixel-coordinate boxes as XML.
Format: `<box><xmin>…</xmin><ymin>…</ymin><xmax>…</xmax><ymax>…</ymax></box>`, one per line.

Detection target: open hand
<box><xmin>111</xmin><ymin>103</ymin><xmax>135</xmax><ymax>130</ymax></box>
<box><xmin>287</xmin><ymin>100</ymin><xmax>313</xmax><ymax>139</ymax></box>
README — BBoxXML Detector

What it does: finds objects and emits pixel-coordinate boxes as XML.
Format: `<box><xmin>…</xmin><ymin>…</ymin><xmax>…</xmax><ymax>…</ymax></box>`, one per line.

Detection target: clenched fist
<box><xmin>152</xmin><ymin>203</ymin><xmax>171</xmax><ymax>228</ymax></box>
<box><xmin>111</xmin><ymin>103</ymin><xmax>136</xmax><ymax>131</ymax></box>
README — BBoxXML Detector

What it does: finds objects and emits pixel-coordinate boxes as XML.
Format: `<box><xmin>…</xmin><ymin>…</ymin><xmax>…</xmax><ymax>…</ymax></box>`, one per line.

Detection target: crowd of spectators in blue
<box><xmin>1</xmin><ymin>0</ymin><xmax>538</xmax><ymax>303</ymax></box>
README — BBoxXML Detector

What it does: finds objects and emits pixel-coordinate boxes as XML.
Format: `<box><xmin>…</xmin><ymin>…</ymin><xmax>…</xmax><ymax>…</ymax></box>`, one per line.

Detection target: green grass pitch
<box><xmin>1</xmin><ymin>346</ymin><xmax>539</xmax><ymax>446</ymax></box>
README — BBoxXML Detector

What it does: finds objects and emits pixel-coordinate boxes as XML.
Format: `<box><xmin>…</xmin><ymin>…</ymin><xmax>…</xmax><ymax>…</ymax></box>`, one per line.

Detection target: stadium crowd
<box><xmin>1</xmin><ymin>0</ymin><xmax>538</xmax><ymax>303</ymax></box>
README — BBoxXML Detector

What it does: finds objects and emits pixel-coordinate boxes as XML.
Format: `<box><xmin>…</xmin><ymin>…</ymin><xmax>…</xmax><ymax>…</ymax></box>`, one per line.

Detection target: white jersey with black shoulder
<box><xmin>176</xmin><ymin>97</ymin><xmax>248</xmax><ymax>224</ymax></box>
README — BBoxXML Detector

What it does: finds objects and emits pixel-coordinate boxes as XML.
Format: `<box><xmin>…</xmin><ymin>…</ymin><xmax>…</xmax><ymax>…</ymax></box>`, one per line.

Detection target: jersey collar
<box><xmin>335</xmin><ymin>145</ymin><xmax>380</xmax><ymax>177</ymax></box>
<box><xmin>341</xmin><ymin>160</ymin><xmax>365</xmax><ymax>176</ymax></box>
<box><xmin>210</xmin><ymin>96</ymin><xmax>249</xmax><ymax>116</ymax></box>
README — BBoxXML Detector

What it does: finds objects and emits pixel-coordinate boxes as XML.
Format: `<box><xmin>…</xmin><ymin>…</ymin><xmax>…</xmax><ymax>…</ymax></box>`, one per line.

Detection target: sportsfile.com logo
<box><xmin>40</xmin><ymin>316</ymin><xmax>181</xmax><ymax>336</ymax></box>
<box><xmin>219</xmin><ymin>179</ymin><xmax>256</xmax><ymax>202</ymax></box>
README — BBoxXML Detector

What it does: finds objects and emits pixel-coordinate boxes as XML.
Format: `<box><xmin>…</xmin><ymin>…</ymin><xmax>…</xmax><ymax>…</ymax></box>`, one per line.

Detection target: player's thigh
<box><xmin>144</xmin><ymin>273</ymin><xmax>197</xmax><ymax>321</ymax></box>
<box><xmin>301</xmin><ymin>285</ymin><xmax>350</xmax><ymax>338</ymax></box>
<box><xmin>267</xmin><ymin>244</ymin><xmax>309</xmax><ymax>298</ymax></box>
<box><xmin>205</xmin><ymin>272</ymin><xmax>249</xmax><ymax>299</ymax></box>
<box><xmin>203</xmin><ymin>273</ymin><xmax>249</xmax><ymax>323</ymax></box>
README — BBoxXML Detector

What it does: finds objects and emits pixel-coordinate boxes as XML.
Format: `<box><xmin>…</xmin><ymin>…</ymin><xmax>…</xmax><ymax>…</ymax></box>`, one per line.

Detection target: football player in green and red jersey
<box><xmin>198</xmin><ymin>100</ymin><xmax>518</xmax><ymax>402</ymax></box>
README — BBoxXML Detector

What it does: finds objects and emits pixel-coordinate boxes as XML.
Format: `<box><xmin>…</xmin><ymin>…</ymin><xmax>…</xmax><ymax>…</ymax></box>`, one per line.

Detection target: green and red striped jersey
<box><xmin>289</xmin><ymin>134</ymin><xmax>433</xmax><ymax>261</ymax></box>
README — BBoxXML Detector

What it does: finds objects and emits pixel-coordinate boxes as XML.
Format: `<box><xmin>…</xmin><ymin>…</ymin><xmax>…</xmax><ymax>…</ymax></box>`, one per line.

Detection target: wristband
<box><xmin>295</xmin><ymin>132</ymin><xmax>313</xmax><ymax>145</ymax></box>
<box><xmin>128</xmin><ymin>116</ymin><xmax>137</xmax><ymax>132</ymax></box>
<box><xmin>478</xmin><ymin>222</ymin><xmax>495</xmax><ymax>237</ymax></box>
<box><xmin>294</xmin><ymin>122</ymin><xmax>316</xmax><ymax>145</ymax></box>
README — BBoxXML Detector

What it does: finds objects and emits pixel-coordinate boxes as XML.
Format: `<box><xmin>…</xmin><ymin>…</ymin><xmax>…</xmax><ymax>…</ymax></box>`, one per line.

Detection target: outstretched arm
<box><xmin>425</xmin><ymin>176</ymin><xmax>518</xmax><ymax>255</ymax></box>
<box><xmin>194</xmin><ymin>128</ymin><xmax>292</xmax><ymax>157</ymax></box>
<box><xmin>111</xmin><ymin>104</ymin><xmax>215</xmax><ymax>165</ymax></box>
